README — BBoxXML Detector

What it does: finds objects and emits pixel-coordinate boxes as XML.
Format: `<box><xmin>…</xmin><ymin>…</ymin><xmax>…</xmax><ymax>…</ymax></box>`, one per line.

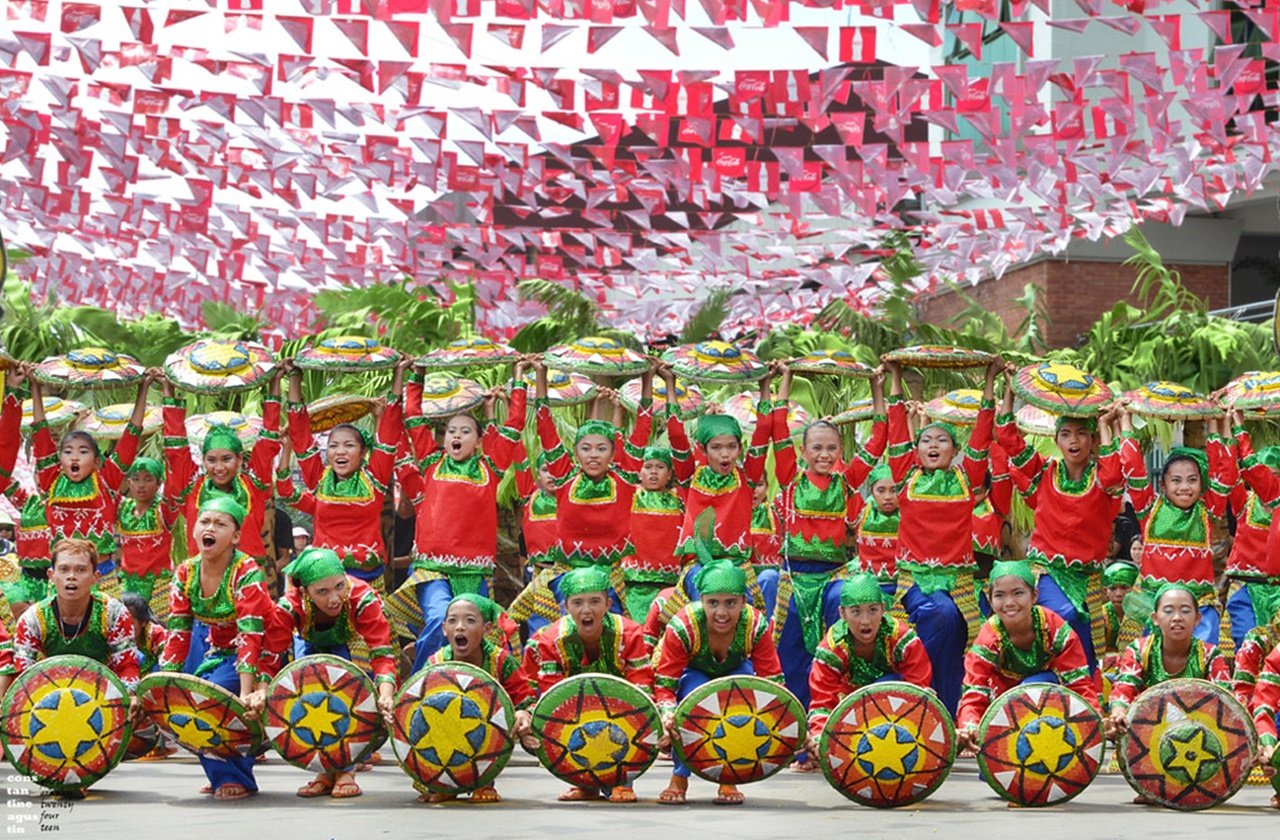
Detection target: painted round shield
<box><xmin>531</xmin><ymin>673</ymin><xmax>661</xmax><ymax>790</ymax></box>
<box><xmin>307</xmin><ymin>394</ymin><xmax>376</xmax><ymax>432</ymax></box>
<box><xmin>417</xmin><ymin>336</ymin><xmax>519</xmax><ymax>369</ymax></box>
<box><xmin>186</xmin><ymin>410</ymin><xmax>261</xmax><ymax>448</ymax></box>
<box><xmin>819</xmin><ymin>681</ymin><xmax>956</xmax><ymax>808</ymax></box>
<box><xmin>663</xmin><ymin>341</ymin><xmax>766</xmax><ymax>384</ymax></box>
<box><xmin>295</xmin><ymin>335</ymin><xmax>400</xmax><ymax>372</ymax></box>
<box><xmin>20</xmin><ymin>396</ymin><xmax>84</xmax><ymax>434</ymax></box>
<box><xmin>788</xmin><ymin>349</ymin><xmax>874</xmax><ymax>378</ymax></box>
<box><xmin>390</xmin><ymin>662</ymin><xmax>515</xmax><ymax>794</ymax></box>
<box><xmin>831</xmin><ymin>399</ymin><xmax>876</xmax><ymax>426</ymax></box>
<box><xmin>164</xmin><ymin>339</ymin><xmax>277</xmax><ymax>394</ymax></box>
<box><xmin>34</xmin><ymin>348</ymin><xmax>145</xmax><ymax>390</ymax></box>
<box><xmin>137</xmin><ymin>672</ymin><xmax>265</xmax><ymax>760</ymax></box>
<box><xmin>264</xmin><ymin>654</ymin><xmax>385</xmax><ymax>773</ymax></box>
<box><xmin>1016</xmin><ymin>404</ymin><xmax>1057</xmax><ymax>438</ymax></box>
<box><xmin>724</xmin><ymin>393</ymin><xmax>811</xmax><ymax>440</ymax></box>
<box><xmin>1118</xmin><ymin>678</ymin><xmax>1257</xmax><ymax>810</ymax></box>
<box><xmin>975</xmin><ymin>683</ymin><xmax>1104</xmax><ymax>807</ymax></box>
<box><xmin>544</xmin><ymin>336</ymin><xmax>650</xmax><ymax>378</ymax></box>
<box><xmin>0</xmin><ymin>655</ymin><xmax>133</xmax><ymax>791</ymax></box>
<box><xmin>670</xmin><ymin>675</ymin><xmax>805</xmax><ymax>785</ymax></box>
<box><xmin>1219</xmin><ymin>370</ymin><xmax>1280</xmax><ymax>412</ymax></box>
<box><xmin>79</xmin><ymin>402</ymin><xmax>162</xmax><ymax>440</ymax></box>
<box><xmin>516</xmin><ymin>369</ymin><xmax>597</xmax><ymax>406</ymax></box>
<box><xmin>418</xmin><ymin>375</ymin><xmax>486</xmax><ymax>418</ymax></box>
<box><xmin>1123</xmin><ymin>382</ymin><xmax>1217</xmax><ymax>421</ymax></box>
<box><xmin>925</xmin><ymin>388</ymin><xmax>982</xmax><ymax>426</ymax></box>
<box><xmin>620</xmin><ymin>377</ymin><xmax>703</xmax><ymax>419</ymax></box>
<box><xmin>1014</xmin><ymin>362</ymin><xmax>1112</xmax><ymax>415</ymax></box>
<box><xmin>881</xmin><ymin>344</ymin><xmax>995</xmax><ymax>370</ymax></box>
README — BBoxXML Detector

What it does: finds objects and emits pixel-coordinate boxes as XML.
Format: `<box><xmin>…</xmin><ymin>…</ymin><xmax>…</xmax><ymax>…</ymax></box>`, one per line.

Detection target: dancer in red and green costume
<box><xmin>1246</xmin><ymin>636</ymin><xmax>1280</xmax><ymax>806</ymax></box>
<box><xmin>1100</xmin><ymin>561</ymin><xmax>1138</xmax><ymax>672</ymax></box>
<box><xmin>159</xmin><ymin>497</ymin><xmax>275</xmax><ymax>801</ymax></box>
<box><xmin>117</xmin><ymin>457</ymin><xmax>179</xmax><ymax>622</ymax></box>
<box><xmin>623</xmin><ymin>442</ymin><xmax>686</xmax><ymax>623</ymax></box>
<box><xmin>807</xmin><ymin>572</ymin><xmax>932</xmax><ymax>743</ymax></box>
<box><xmin>971</xmin><ymin>443</ymin><xmax>1012</xmax><ymax>581</ymax></box>
<box><xmin>160</xmin><ymin>371</ymin><xmax>283</xmax><ymax>561</ymax></box>
<box><xmin>1116</xmin><ymin>406</ymin><xmax>1236</xmax><ymax>645</ymax></box>
<box><xmin>514</xmin><ymin>442</ymin><xmax>558</xmax><ymax>570</ymax></box>
<box><xmin>654</xmin><ymin>554</ymin><xmax>784</xmax><ymax>806</ymax></box>
<box><xmin>386</xmin><ymin>360</ymin><xmax>527</xmax><ymax>671</ymax></box>
<box><xmin>422</xmin><ymin>593</ymin><xmax>534</xmax><ymax>804</ymax></box>
<box><xmin>955</xmin><ymin>560</ymin><xmax>1099</xmax><ymax>745</ymax></box>
<box><xmin>854</xmin><ymin>463</ymin><xmax>900</xmax><ymax>590</ymax></box>
<box><xmin>1233</xmin><ymin>615</ymin><xmax>1280</xmax><ymax>708</ymax></box>
<box><xmin>0</xmin><ymin>620</ymin><xmax>13</xmax><ymax>696</ymax></box>
<box><xmin>279</xmin><ymin>358</ymin><xmax>407</xmax><ymax>594</ymax></box>
<box><xmin>771</xmin><ymin>366</ymin><xmax>888</xmax><ymax>707</ymax></box>
<box><xmin>518</xmin><ymin>566</ymin><xmax>653</xmax><ymax>802</ymax></box>
<box><xmin>29</xmin><ymin>370</ymin><xmax>154</xmax><ymax>597</ymax></box>
<box><xmin>0</xmin><ymin>365</ymin><xmax>44</xmax><ymax>611</ymax></box>
<box><xmin>271</xmin><ymin>547</ymin><xmax>397</xmax><ymax>800</ymax></box>
<box><xmin>1227</xmin><ymin>414</ymin><xmax>1280</xmax><ymax>647</ymax></box>
<box><xmin>996</xmin><ymin>377</ymin><xmax>1126</xmax><ymax>675</ymax></box>
<box><xmin>885</xmin><ymin>356</ymin><xmax>1001</xmax><ymax>715</ymax></box>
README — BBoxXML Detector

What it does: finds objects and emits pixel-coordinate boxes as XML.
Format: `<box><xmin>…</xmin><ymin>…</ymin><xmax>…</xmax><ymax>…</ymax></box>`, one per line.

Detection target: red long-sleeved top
<box><xmin>521</xmin><ymin>613</ymin><xmax>653</xmax><ymax>697</ymax></box>
<box><xmin>1235</xmin><ymin>427</ymin><xmax>1280</xmax><ymax>580</ymax></box>
<box><xmin>514</xmin><ymin>444</ymin><xmax>558</xmax><ymax>565</ymax></box>
<box><xmin>972</xmin><ymin>444</ymin><xmax>1011</xmax><ymax>555</ymax></box>
<box><xmin>160</xmin><ymin>551</ymin><xmax>272</xmax><ymax>677</ymax></box>
<box><xmin>275</xmin><ymin>578</ymin><xmax>398</xmax><ymax>686</ymax></box>
<box><xmin>1250</xmin><ymin>642</ymin><xmax>1280</xmax><ymax>746</ymax></box>
<box><xmin>653</xmin><ymin>603</ymin><xmax>783</xmax><ymax>710</ymax></box>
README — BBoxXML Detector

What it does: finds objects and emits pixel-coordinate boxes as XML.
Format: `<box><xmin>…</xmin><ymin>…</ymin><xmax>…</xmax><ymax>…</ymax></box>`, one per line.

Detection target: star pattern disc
<box><xmin>390</xmin><ymin>663</ymin><xmax>515</xmax><ymax>794</ymax></box>
<box><xmin>136</xmin><ymin>672</ymin><xmax>264</xmax><ymax>760</ymax></box>
<box><xmin>1119</xmin><ymin>678</ymin><xmax>1257</xmax><ymax>811</ymax></box>
<box><xmin>0</xmin><ymin>655</ymin><xmax>132</xmax><ymax>791</ymax></box>
<box><xmin>819</xmin><ymin>681</ymin><xmax>956</xmax><ymax>808</ymax></box>
<box><xmin>264</xmin><ymin>654</ymin><xmax>384</xmax><ymax>773</ymax></box>
<box><xmin>532</xmin><ymin>674</ymin><xmax>660</xmax><ymax>790</ymax></box>
<box><xmin>976</xmin><ymin>683</ymin><xmax>1104</xmax><ymax>807</ymax></box>
<box><xmin>671</xmin><ymin>676</ymin><xmax>804</xmax><ymax>786</ymax></box>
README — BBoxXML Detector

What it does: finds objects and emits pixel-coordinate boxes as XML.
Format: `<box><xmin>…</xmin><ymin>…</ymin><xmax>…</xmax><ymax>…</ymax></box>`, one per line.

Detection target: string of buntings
<box><xmin>0</xmin><ymin>0</ymin><xmax>1276</xmax><ymax>339</ymax></box>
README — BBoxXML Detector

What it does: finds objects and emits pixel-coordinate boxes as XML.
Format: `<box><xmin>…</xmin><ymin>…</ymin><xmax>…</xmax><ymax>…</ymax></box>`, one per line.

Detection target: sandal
<box><xmin>713</xmin><ymin>785</ymin><xmax>745</xmax><ymax>806</ymax></box>
<box><xmin>297</xmin><ymin>777</ymin><xmax>335</xmax><ymax>798</ymax></box>
<box><xmin>608</xmin><ymin>786</ymin><xmax>637</xmax><ymax>803</ymax></box>
<box><xmin>558</xmin><ymin>787</ymin><xmax>603</xmax><ymax>801</ymax></box>
<box><xmin>1271</xmin><ymin>795</ymin><xmax>1280</xmax><ymax>810</ymax></box>
<box><xmin>330</xmin><ymin>780</ymin><xmax>362</xmax><ymax>799</ymax></box>
<box><xmin>198</xmin><ymin>784</ymin><xmax>213</xmax><ymax>795</ymax></box>
<box><xmin>213</xmin><ymin>783</ymin><xmax>254</xmax><ymax>801</ymax></box>
<box><xmin>657</xmin><ymin>787</ymin><xmax>688</xmax><ymax>805</ymax></box>
<box><xmin>469</xmin><ymin>785</ymin><xmax>501</xmax><ymax>803</ymax></box>
<box><xmin>417</xmin><ymin>791</ymin><xmax>456</xmax><ymax>804</ymax></box>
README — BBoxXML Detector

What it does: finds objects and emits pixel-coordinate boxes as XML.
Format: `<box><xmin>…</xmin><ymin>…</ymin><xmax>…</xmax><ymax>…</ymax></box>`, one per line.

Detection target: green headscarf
<box><xmin>1258</xmin><ymin>446</ymin><xmax>1280</xmax><ymax>472</ymax></box>
<box><xmin>128</xmin><ymin>457</ymin><xmax>164</xmax><ymax>481</ymax></box>
<box><xmin>202</xmin><ymin>426</ymin><xmax>244</xmax><ymax>456</ymax></box>
<box><xmin>840</xmin><ymin>572</ymin><xmax>892</xmax><ymax>607</ymax></box>
<box><xmin>574</xmin><ymin>420</ymin><xmax>616</xmax><ymax>448</ymax></box>
<box><xmin>695</xmin><ymin>414</ymin><xmax>741</xmax><ymax>446</ymax></box>
<box><xmin>282</xmin><ymin>547</ymin><xmax>346</xmax><ymax>587</ymax></box>
<box><xmin>197</xmin><ymin>496</ymin><xmax>246</xmax><ymax>527</ymax></box>
<box><xmin>560</xmin><ymin>566</ymin><xmax>611</xmax><ymax>597</ymax></box>
<box><xmin>535</xmin><ymin>451</ymin><xmax>552</xmax><ymax>470</ymax></box>
<box><xmin>989</xmin><ymin>559</ymin><xmax>1037</xmax><ymax>589</ymax></box>
<box><xmin>1165</xmin><ymin>447</ymin><xmax>1208</xmax><ymax>485</ymax></box>
<box><xmin>866</xmin><ymin>462</ymin><xmax>892</xmax><ymax>487</ymax></box>
<box><xmin>1054</xmin><ymin>415</ymin><xmax>1098</xmax><ymax>435</ymax></box>
<box><xmin>1153</xmin><ymin>581</ymin><xmax>1198</xmax><ymax>612</ymax></box>
<box><xmin>1102</xmin><ymin>561</ymin><xmax>1139</xmax><ymax>588</ymax></box>
<box><xmin>642</xmin><ymin>445</ymin><xmax>673</xmax><ymax>468</ymax></box>
<box><xmin>694</xmin><ymin>559</ymin><xmax>747</xmax><ymax>596</ymax></box>
<box><xmin>917</xmin><ymin>420</ymin><xmax>958</xmax><ymax>446</ymax></box>
<box><xmin>448</xmin><ymin>592</ymin><xmax>502</xmax><ymax>624</ymax></box>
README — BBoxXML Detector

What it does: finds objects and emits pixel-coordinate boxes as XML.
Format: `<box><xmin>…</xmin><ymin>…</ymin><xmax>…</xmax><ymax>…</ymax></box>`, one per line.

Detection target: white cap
<box><xmin>292</xmin><ymin>527</ymin><xmax>309</xmax><ymax>538</ymax></box>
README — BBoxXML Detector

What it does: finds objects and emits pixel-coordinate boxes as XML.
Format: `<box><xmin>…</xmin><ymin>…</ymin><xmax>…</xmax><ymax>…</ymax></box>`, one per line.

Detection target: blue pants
<box><xmin>1227</xmin><ymin>586</ymin><xmax>1257</xmax><ymax>651</ymax></box>
<box><xmin>1036</xmin><ymin>573</ymin><xmax>1098</xmax><ymax>675</ymax></box>
<box><xmin>777</xmin><ymin>568</ymin><xmax>843</xmax><ymax>709</ymax></box>
<box><xmin>413</xmin><ymin>578</ymin><xmax>490</xmax><ymax>672</ymax></box>
<box><xmin>1023</xmin><ymin>671</ymin><xmax>1059</xmax><ymax>685</ymax></box>
<box><xmin>903</xmin><ymin>585</ymin><xmax>966</xmax><ymax>716</ymax></box>
<box><xmin>182</xmin><ymin>621</ymin><xmax>212</xmax><ymax>674</ymax></box>
<box><xmin>191</xmin><ymin>652</ymin><xmax>257</xmax><ymax>792</ymax></box>
<box><xmin>756</xmin><ymin>568</ymin><xmax>780</xmax><ymax>621</ymax></box>
<box><xmin>672</xmin><ymin>662</ymin><xmax>756</xmax><ymax>779</ymax></box>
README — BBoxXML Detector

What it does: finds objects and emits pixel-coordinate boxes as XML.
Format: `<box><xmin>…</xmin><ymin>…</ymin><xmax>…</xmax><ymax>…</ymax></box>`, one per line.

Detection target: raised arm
<box><xmin>959</xmin><ymin>359</ymin><xmax>999</xmax><ymax>491</ymax></box>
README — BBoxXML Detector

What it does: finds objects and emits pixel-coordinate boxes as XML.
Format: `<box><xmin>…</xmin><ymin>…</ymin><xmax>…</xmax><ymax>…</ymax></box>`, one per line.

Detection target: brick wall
<box><xmin>919</xmin><ymin>259</ymin><xmax>1230</xmax><ymax>349</ymax></box>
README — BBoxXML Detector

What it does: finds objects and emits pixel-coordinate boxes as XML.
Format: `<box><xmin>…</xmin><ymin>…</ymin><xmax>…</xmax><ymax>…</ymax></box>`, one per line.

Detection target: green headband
<box><xmin>695</xmin><ymin>414</ymin><xmax>741</xmax><ymax>446</ymax></box>
<box><xmin>448</xmin><ymin>592</ymin><xmax>502</xmax><ymax>624</ymax></box>
<box><xmin>128</xmin><ymin>457</ymin><xmax>164</xmax><ymax>481</ymax></box>
<box><xmin>1102</xmin><ymin>561</ymin><xmax>1139</xmax><ymax>588</ymax></box>
<box><xmin>1054</xmin><ymin>415</ymin><xmax>1098</xmax><ymax>435</ymax></box>
<box><xmin>840</xmin><ymin>572</ymin><xmax>892</xmax><ymax>607</ymax></box>
<box><xmin>917</xmin><ymin>421</ymin><xmax>958</xmax><ymax>446</ymax></box>
<box><xmin>202</xmin><ymin>426</ymin><xmax>244</xmax><ymax>456</ymax></box>
<box><xmin>642</xmin><ymin>445</ymin><xmax>673</xmax><ymax>469</ymax></box>
<box><xmin>198</xmin><ymin>495</ymin><xmax>247</xmax><ymax>527</ymax></box>
<box><xmin>282</xmin><ymin>547</ymin><xmax>346</xmax><ymax>587</ymax></box>
<box><xmin>1258</xmin><ymin>446</ymin><xmax>1280</xmax><ymax>472</ymax></box>
<box><xmin>331</xmin><ymin>422</ymin><xmax>373</xmax><ymax>452</ymax></box>
<box><xmin>694</xmin><ymin>558</ymin><xmax>747</xmax><ymax>596</ymax></box>
<box><xmin>1165</xmin><ymin>447</ymin><xmax>1208</xmax><ymax>485</ymax></box>
<box><xmin>560</xmin><ymin>566</ymin><xmax>611</xmax><ymax>598</ymax></box>
<box><xmin>574</xmin><ymin>420</ymin><xmax>616</xmax><ymax>448</ymax></box>
<box><xmin>535</xmin><ymin>451</ymin><xmax>552</xmax><ymax>470</ymax></box>
<box><xmin>1153</xmin><ymin>581</ymin><xmax>1198</xmax><ymax>611</ymax></box>
<box><xmin>989</xmin><ymin>560</ymin><xmax>1037</xmax><ymax>589</ymax></box>
<box><xmin>867</xmin><ymin>462</ymin><xmax>892</xmax><ymax>487</ymax></box>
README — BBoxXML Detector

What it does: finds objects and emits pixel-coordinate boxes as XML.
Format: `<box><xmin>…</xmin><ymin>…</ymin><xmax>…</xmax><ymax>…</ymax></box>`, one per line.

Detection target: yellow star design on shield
<box><xmin>1038</xmin><ymin>363</ymin><xmax>1090</xmax><ymax>392</ymax></box>
<box><xmin>1164</xmin><ymin>729</ymin><xmax>1218</xmax><ymax>783</ymax></box>
<box><xmin>415</xmin><ymin>696</ymin><xmax>481</xmax><ymax>766</ymax></box>
<box><xmin>1021</xmin><ymin>719</ymin><xmax>1075</xmax><ymax>772</ymax></box>
<box><xmin>570</xmin><ymin>723</ymin><xmax>622</xmax><ymax>769</ymax></box>
<box><xmin>712</xmin><ymin>715</ymin><xmax>771</xmax><ymax>759</ymax></box>
<box><xmin>862</xmin><ymin>727</ymin><xmax>917</xmax><ymax>777</ymax></box>
<box><xmin>170</xmin><ymin>713</ymin><xmax>219</xmax><ymax>750</ymax></box>
<box><xmin>294</xmin><ymin>698</ymin><xmax>344</xmax><ymax>742</ymax></box>
<box><xmin>30</xmin><ymin>689</ymin><xmax>101</xmax><ymax>762</ymax></box>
